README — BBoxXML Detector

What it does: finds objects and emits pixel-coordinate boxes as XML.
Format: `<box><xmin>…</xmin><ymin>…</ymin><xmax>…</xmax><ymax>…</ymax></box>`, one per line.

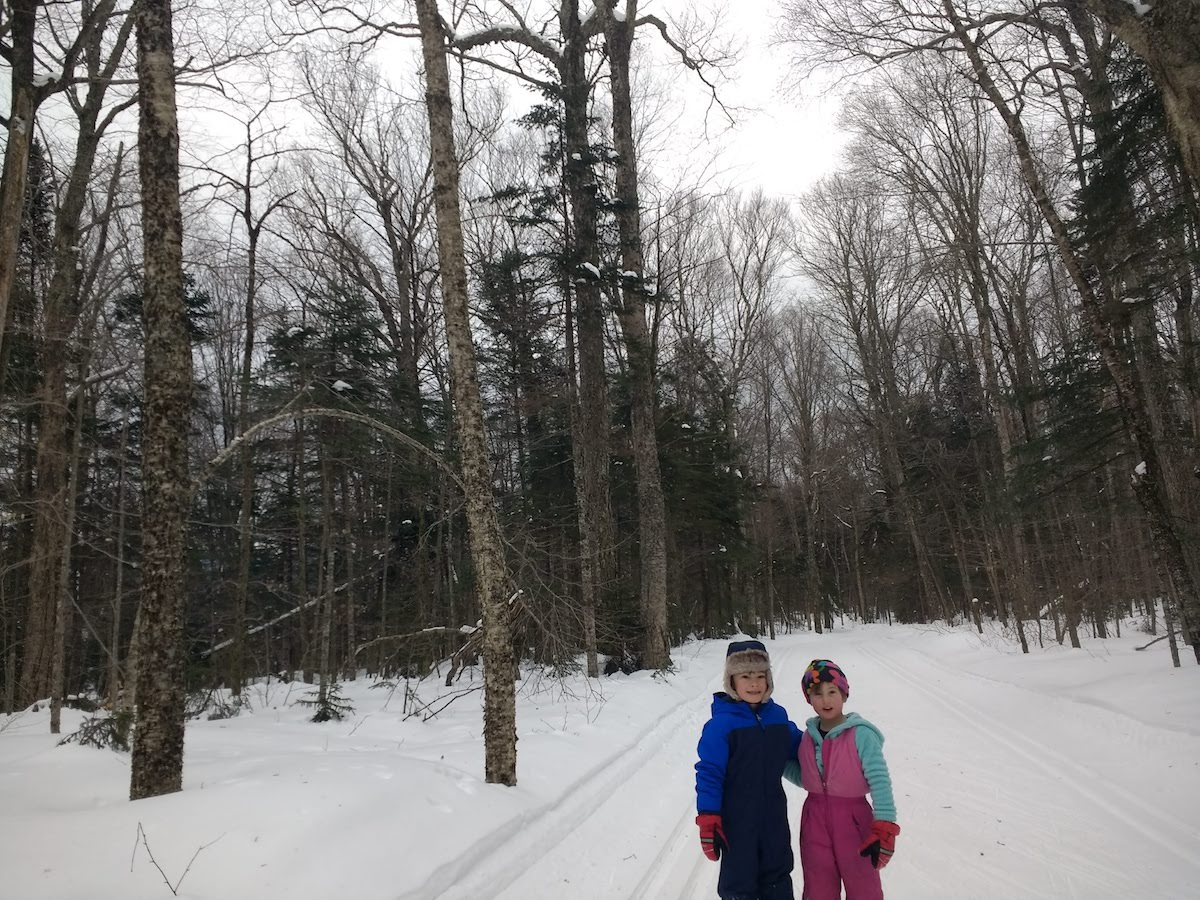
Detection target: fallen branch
<box><xmin>1135</xmin><ymin>631</ymin><xmax>1181</xmax><ymax>651</ymax></box>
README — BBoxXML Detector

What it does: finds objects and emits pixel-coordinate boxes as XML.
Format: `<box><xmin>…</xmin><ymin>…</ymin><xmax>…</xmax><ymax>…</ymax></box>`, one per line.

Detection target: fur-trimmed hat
<box><xmin>724</xmin><ymin>639</ymin><xmax>773</xmax><ymax>701</ymax></box>
<box><xmin>801</xmin><ymin>659</ymin><xmax>849</xmax><ymax>701</ymax></box>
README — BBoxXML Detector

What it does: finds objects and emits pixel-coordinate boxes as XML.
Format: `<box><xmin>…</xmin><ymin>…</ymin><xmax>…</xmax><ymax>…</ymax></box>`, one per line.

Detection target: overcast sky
<box><xmin>641</xmin><ymin>0</ymin><xmax>847</xmax><ymax>201</ymax></box>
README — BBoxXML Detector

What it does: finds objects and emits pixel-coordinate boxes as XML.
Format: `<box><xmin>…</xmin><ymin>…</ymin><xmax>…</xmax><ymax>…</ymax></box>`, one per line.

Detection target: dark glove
<box><xmin>858</xmin><ymin>820</ymin><xmax>900</xmax><ymax>869</ymax></box>
<box><xmin>696</xmin><ymin>813</ymin><xmax>727</xmax><ymax>862</ymax></box>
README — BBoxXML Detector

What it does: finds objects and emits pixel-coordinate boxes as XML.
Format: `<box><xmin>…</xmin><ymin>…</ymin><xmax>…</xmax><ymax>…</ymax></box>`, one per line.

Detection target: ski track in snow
<box><xmin>401</xmin><ymin>684</ymin><xmax>710</xmax><ymax>900</ymax></box>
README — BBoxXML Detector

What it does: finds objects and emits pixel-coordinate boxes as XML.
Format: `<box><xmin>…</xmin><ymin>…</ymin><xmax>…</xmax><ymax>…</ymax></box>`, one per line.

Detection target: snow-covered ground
<box><xmin>2</xmin><ymin>617</ymin><xmax>1198</xmax><ymax>900</ymax></box>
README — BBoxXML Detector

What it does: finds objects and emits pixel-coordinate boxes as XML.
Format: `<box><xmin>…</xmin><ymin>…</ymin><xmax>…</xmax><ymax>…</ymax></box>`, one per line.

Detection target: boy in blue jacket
<box><xmin>695</xmin><ymin>640</ymin><xmax>803</xmax><ymax>900</ymax></box>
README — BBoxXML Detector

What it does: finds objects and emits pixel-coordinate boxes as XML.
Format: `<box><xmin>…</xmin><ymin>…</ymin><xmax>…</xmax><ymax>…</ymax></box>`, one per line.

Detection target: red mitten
<box><xmin>858</xmin><ymin>820</ymin><xmax>900</xmax><ymax>869</ymax></box>
<box><xmin>695</xmin><ymin>813</ymin><xmax>727</xmax><ymax>862</ymax></box>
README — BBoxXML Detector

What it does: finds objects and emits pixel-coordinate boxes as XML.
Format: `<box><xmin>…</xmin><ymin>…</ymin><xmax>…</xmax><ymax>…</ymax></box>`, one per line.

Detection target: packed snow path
<box><xmin>2</xmin><ymin>623</ymin><xmax>1197</xmax><ymax>899</ymax></box>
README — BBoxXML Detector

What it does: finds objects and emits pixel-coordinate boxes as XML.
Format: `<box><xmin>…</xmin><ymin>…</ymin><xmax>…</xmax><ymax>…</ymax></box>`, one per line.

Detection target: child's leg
<box><xmin>798</xmin><ymin>798</ymin><xmax>841</xmax><ymax>900</ymax></box>
<box><xmin>834</xmin><ymin>802</ymin><xmax>884</xmax><ymax>900</ymax></box>
<box><xmin>716</xmin><ymin>827</ymin><xmax>759</xmax><ymax>900</ymax></box>
<box><xmin>757</xmin><ymin>809</ymin><xmax>795</xmax><ymax>900</ymax></box>
<box><xmin>835</xmin><ymin>845</ymin><xmax>882</xmax><ymax>900</ymax></box>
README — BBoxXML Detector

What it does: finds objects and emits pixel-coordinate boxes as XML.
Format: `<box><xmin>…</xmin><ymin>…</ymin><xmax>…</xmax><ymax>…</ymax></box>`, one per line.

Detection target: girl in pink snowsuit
<box><xmin>790</xmin><ymin>660</ymin><xmax>899</xmax><ymax>900</ymax></box>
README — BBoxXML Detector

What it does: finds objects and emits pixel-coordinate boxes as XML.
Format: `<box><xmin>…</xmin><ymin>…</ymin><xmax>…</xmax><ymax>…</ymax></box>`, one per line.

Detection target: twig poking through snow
<box><xmin>130</xmin><ymin>822</ymin><xmax>224</xmax><ymax>896</ymax></box>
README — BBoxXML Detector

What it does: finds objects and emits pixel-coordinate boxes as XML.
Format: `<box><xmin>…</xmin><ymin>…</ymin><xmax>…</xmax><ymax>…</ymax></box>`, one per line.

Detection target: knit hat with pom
<box><xmin>801</xmin><ymin>659</ymin><xmax>849</xmax><ymax>701</ymax></box>
<box><xmin>724</xmin><ymin>640</ymin><xmax>773</xmax><ymax>701</ymax></box>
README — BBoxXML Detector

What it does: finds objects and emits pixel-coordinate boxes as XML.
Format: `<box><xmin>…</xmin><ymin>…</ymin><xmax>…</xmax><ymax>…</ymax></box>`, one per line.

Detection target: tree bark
<box><xmin>130</xmin><ymin>0</ymin><xmax>193</xmax><ymax>801</ymax></box>
<box><xmin>414</xmin><ymin>0</ymin><xmax>516</xmax><ymax>785</ymax></box>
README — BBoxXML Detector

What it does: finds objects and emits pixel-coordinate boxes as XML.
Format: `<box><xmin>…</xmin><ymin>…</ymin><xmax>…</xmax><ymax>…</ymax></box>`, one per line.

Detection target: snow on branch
<box><xmin>200</xmin><ymin>596</ymin><xmax>321</xmax><ymax>658</ymax></box>
<box><xmin>450</xmin><ymin>24</ymin><xmax>561</xmax><ymax>62</ymax></box>
<box><xmin>354</xmin><ymin>626</ymin><xmax>469</xmax><ymax>657</ymax></box>
<box><xmin>197</xmin><ymin>405</ymin><xmax>464</xmax><ymax>495</ymax></box>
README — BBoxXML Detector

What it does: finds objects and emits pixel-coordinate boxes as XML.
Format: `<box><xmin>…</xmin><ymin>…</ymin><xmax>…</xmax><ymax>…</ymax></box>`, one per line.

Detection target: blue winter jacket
<box><xmin>695</xmin><ymin>692</ymin><xmax>803</xmax><ymax>824</ymax></box>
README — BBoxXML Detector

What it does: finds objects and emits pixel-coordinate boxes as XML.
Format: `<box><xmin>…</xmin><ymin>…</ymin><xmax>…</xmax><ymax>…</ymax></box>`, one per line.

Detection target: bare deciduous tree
<box><xmin>415</xmin><ymin>0</ymin><xmax>516</xmax><ymax>785</ymax></box>
<box><xmin>602</xmin><ymin>1</ymin><xmax>670</xmax><ymax>669</ymax></box>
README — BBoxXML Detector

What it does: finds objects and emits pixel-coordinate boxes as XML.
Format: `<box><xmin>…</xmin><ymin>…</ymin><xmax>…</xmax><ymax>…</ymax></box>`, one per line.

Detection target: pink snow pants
<box><xmin>799</xmin><ymin>793</ymin><xmax>883</xmax><ymax>900</ymax></box>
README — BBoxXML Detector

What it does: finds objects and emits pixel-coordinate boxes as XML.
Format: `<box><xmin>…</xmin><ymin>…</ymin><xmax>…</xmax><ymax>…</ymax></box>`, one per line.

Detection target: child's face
<box><xmin>807</xmin><ymin>681</ymin><xmax>846</xmax><ymax>725</ymax></box>
<box><xmin>732</xmin><ymin>671</ymin><xmax>769</xmax><ymax>704</ymax></box>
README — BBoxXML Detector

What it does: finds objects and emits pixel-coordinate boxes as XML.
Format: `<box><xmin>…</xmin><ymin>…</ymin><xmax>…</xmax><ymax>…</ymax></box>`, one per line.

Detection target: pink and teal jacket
<box><xmin>785</xmin><ymin>712</ymin><xmax>896</xmax><ymax>821</ymax></box>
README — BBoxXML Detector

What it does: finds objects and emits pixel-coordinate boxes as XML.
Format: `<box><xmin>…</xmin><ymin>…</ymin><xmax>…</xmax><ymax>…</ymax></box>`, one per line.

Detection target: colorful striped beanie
<box><xmin>801</xmin><ymin>658</ymin><xmax>849</xmax><ymax>701</ymax></box>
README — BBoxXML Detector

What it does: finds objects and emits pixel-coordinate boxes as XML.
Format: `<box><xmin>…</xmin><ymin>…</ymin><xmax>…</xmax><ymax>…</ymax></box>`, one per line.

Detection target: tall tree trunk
<box><xmin>563</xmin><ymin>275</ymin><xmax>599</xmax><ymax>675</ymax></box>
<box><xmin>377</xmin><ymin>458</ymin><xmax>393</xmax><ymax>673</ymax></box>
<box><xmin>19</xmin><ymin>356</ymin><xmax>68</xmax><ymax>706</ymax></box>
<box><xmin>49</xmin><ymin>382</ymin><xmax>87</xmax><ymax>733</ymax></box>
<box><xmin>232</xmin><ymin>441</ymin><xmax>254</xmax><ymax>692</ymax></box>
<box><xmin>315</xmin><ymin>447</ymin><xmax>335</xmax><ymax>708</ymax></box>
<box><xmin>561</xmin><ymin>1</ymin><xmax>614</xmax><ymax>677</ymax></box>
<box><xmin>19</xmin><ymin>179</ymin><xmax>85</xmax><ymax>711</ymax></box>
<box><xmin>130</xmin><ymin>0</ymin><xmax>192</xmax><ymax>801</ymax></box>
<box><xmin>340</xmin><ymin>468</ymin><xmax>356</xmax><ymax>680</ymax></box>
<box><xmin>110</xmin><ymin>415</ymin><xmax>130</xmax><ymax>710</ymax></box>
<box><xmin>414</xmin><ymin>0</ymin><xmax>516</xmax><ymax>785</ymax></box>
<box><xmin>232</xmin><ymin>178</ymin><xmax>260</xmax><ymax>695</ymax></box>
<box><xmin>292</xmin><ymin>418</ymin><xmax>311</xmax><ymax>681</ymax></box>
<box><xmin>603</xmin><ymin>2</ymin><xmax>671</xmax><ymax>669</ymax></box>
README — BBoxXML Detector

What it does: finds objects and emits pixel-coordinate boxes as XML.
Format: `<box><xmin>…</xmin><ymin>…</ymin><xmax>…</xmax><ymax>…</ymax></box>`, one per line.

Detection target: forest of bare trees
<box><xmin>2</xmin><ymin>0</ymin><xmax>1199</xmax><ymax>791</ymax></box>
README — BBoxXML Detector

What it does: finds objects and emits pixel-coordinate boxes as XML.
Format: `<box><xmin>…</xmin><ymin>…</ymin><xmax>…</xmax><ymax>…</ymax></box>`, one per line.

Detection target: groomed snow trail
<box><xmin>430</xmin><ymin>629</ymin><xmax>1200</xmax><ymax>900</ymax></box>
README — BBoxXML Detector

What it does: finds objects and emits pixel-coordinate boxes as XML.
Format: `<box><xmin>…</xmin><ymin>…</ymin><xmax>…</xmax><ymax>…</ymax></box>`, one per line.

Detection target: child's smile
<box><xmin>732</xmin><ymin>671</ymin><xmax>769</xmax><ymax>704</ymax></box>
